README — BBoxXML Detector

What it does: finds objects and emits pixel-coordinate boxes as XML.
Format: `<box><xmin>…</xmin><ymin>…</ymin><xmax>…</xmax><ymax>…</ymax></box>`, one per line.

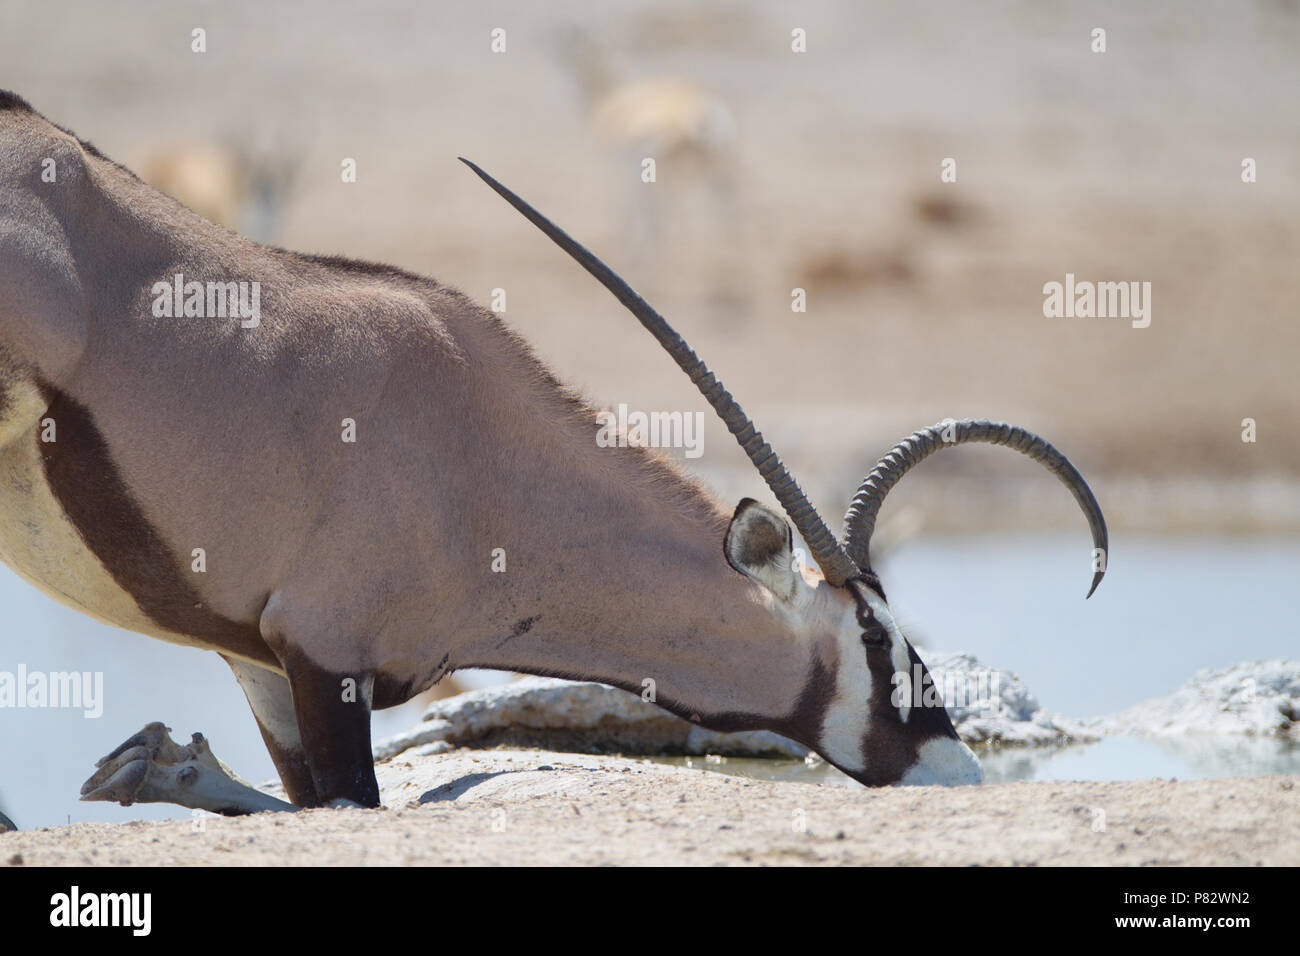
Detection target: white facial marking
<box><xmin>817</xmin><ymin>581</ymin><xmax>912</xmax><ymax>775</ymax></box>
<box><xmin>817</xmin><ymin>594</ymin><xmax>872</xmax><ymax>773</ymax></box>
<box><xmin>791</xmin><ymin>578</ymin><xmax>976</xmax><ymax>785</ymax></box>
<box><xmin>900</xmin><ymin>737</ymin><xmax>984</xmax><ymax>787</ymax></box>
<box><xmin>854</xmin><ymin>586</ymin><xmax>912</xmax><ymax>723</ymax></box>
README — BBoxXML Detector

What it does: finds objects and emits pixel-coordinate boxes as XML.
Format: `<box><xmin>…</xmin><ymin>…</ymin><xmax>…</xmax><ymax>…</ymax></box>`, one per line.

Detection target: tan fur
<box><xmin>2</xmin><ymin>94</ymin><xmax>986</xmax><ymax>804</ymax></box>
<box><xmin>0</xmin><ymin>95</ymin><xmax>823</xmax><ymax>726</ymax></box>
<box><xmin>0</xmin><ymin>375</ymin><xmax>187</xmax><ymax>641</ymax></box>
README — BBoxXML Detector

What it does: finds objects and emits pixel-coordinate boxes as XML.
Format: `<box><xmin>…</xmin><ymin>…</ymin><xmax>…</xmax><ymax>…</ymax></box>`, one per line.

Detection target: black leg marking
<box><xmin>281</xmin><ymin>647</ymin><xmax>381</xmax><ymax>808</ymax></box>
<box><xmin>256</xmin><ymin>725</ymin><xmax>319</xmax><ymax>807</ymax></box>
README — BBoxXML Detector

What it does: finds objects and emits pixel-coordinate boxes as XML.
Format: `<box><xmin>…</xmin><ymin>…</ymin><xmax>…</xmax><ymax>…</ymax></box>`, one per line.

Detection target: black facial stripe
<box><xmin>850</xmin><ymin>580</ymin><xmax>887</xmax><ymax>637</ymax></box>
<box><xmin>850</xmin><ymin>571</ymin><xmax>886</xmax><ymax>602</ymax></box>
<box><xmin>850</xmin><ymin>579</ymin><xmax>958</xmax><ymax>735</ymax></box>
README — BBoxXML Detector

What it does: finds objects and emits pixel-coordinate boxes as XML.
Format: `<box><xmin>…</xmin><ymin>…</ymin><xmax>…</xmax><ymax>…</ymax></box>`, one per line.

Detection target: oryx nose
<box><xmin>899</xmin><ymin>737</ymin><xmax>984</xmax><ymax>787</ymax></box>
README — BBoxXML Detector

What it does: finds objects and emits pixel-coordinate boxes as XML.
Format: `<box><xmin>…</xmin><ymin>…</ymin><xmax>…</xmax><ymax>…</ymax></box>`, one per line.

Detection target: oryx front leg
<box><xmin>224</xmin><ymin>656</ymin><xmax>320</xmax><ymax>807</ymax></box>
<box><xmin>279</xmin><ymin>646</ymin><xmax>381</xmax><ymax>809</ymax></box>
<box><xmin>80</xmin><ymin>722</ymin><xmax>294</xmax><ymax>815</ymax></box>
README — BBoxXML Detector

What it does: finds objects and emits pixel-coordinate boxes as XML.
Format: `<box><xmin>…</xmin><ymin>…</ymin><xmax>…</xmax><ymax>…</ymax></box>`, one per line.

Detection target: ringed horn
<box><xmin>460</xmin><ymin>158</ymin><xmax>1108</xmax><ymax>598</ymax></box>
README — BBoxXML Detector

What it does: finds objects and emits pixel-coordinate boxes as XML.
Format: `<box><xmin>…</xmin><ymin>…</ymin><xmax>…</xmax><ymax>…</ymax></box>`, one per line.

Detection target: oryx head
<box><xmin>462</xmin><ymin>159</ymin><xmax>1108</xmax><ymax>788</ymax></box>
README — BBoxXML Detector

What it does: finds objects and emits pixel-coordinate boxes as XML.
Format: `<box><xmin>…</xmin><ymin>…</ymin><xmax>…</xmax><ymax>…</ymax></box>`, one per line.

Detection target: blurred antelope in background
<box><xmin>555</xmin><ymin>24</ymin><xmax>743</xmax><ymax>298</ymax></box>
<box><xmin>140</xmin><ymin>139</ymin><xmax>302</xmax><ymax>243</ymax></box>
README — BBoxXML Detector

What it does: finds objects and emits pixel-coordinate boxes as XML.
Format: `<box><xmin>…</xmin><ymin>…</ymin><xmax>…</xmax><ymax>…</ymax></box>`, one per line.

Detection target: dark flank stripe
<box><xmin>35</xmin><ymin>384</ymin><xmax>277</xmax><ymax>668</ymax></box>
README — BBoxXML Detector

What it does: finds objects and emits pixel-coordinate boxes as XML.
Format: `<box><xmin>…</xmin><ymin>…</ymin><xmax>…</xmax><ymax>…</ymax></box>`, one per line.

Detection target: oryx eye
<box><xmin>859</xmin><ymin>617</ymin><xmax>889</xmax><ymax>649</ymax></box>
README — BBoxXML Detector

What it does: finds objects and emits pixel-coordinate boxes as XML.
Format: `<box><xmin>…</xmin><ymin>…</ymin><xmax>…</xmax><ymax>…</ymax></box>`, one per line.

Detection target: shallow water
<box><xmin>648</xmin><ymin>735</ymin><xmax>1300</xmax><ymax>789</ymax></box>
<box><xmin>1</xmin><ymin>533</ymin><xmax>1297</xmax><ymax>829</ymax></box>
<box><xmin>880</xmin><ymin>534</ymin><xmax>1300</xmax><ymax>719</ymax></box>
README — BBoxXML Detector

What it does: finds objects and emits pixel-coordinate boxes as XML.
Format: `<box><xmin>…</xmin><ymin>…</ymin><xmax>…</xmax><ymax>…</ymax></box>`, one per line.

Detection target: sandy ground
<box><xmin>2</xmin><ymin>749</ymin><xmax>1295</xmax><ymax>866</ymax></box>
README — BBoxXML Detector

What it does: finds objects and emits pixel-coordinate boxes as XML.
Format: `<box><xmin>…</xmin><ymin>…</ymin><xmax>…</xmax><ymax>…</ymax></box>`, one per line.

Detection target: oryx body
<box><xmin>0</xmin><ymin>92</ymin><xmax>1106</xmax><ymax>816</ymax></box>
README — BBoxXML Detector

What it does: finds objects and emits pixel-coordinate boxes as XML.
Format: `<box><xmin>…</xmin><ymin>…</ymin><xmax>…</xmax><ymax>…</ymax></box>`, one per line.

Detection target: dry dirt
<box><xmin>2</xmin><ymin>749</ymin><xmax>1296</xmax><ymax>866</ymax></box>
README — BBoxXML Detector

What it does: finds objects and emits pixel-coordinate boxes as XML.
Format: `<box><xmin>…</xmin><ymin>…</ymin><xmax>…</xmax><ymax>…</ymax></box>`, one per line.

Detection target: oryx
<box><xmin>0</xmin><ymin>92</ymin><xmax>1106</xmax><ymax>816</ymax></box>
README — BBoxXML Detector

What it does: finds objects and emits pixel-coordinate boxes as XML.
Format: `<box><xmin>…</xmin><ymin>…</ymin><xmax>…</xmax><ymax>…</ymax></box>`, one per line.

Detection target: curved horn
<box><xmin>842</xmin><ymin>419</ymin><xmax>1108</xmax><ymax>597</ymax></box>
<box><xmin>461</xmin><ymin>158</ymin><xmax>861</xmax><ymax>586</ymax></box>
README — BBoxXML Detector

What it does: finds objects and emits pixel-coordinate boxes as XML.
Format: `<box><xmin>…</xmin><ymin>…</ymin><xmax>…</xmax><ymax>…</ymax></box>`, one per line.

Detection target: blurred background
<box><xmin>1</xmin><ymin>1</ymin><xmax>1298</xmax><ymax>827</ymax></box>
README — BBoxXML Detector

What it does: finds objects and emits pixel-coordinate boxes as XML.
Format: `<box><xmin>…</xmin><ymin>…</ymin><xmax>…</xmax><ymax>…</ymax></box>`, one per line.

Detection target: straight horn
<box><xmin>461</xmin><ymin>158</ymin><xmax>861</xmax><ymax>586</ymax></box>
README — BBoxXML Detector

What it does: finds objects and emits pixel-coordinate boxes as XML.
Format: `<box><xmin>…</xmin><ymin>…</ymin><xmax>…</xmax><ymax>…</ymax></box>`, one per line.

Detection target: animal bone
<box><xmin>80</xmin><ymin>722</ymin><xmax>294</xmax><ymax>815</ymax></box>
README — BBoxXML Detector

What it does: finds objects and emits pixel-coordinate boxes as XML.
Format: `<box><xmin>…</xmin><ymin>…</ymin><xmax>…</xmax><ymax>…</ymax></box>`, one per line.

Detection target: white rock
<box><xmin>375</xmin><ymin>654</ymin><xmax>1088</xmax><ymax>762</ymax></box>
<box><xmin>1085</xmin><ymin>659</ymin><xmax>1300</xmax><ymax>738</ymax></box>
<box><xmin>926</xmin><ymin>652</ymin><xmax>1097</xmax><ymax>746</ymax></box>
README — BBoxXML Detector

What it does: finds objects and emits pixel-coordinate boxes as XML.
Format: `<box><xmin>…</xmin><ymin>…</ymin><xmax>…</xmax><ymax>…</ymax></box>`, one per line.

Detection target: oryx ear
<box><xmin>724</xmin><ymin>498</ymin><xmax>800</xmax><ymax>603</ymax></box>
